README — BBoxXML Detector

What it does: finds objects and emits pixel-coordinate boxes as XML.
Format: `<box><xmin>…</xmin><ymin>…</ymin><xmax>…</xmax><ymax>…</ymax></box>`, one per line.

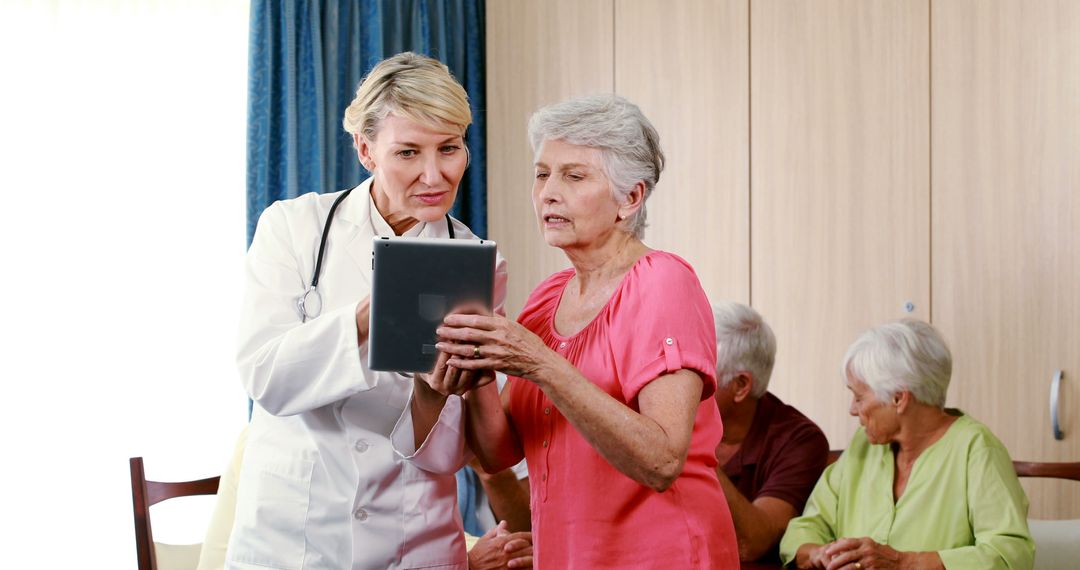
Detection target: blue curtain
<box><xmin>456</xmin><ymin>465</ymin><xmax>486</xmax><ymax>536</ymax></box>
<box><xmin>246</xmin><ymin>0</ymin><xmax>487</xmax><ymax>245</ymax></box>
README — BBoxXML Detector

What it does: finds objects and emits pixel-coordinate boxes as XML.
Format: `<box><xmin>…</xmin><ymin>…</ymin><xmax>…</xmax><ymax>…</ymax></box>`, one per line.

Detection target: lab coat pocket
<box><xmin>229</xmin><ymin>456</ymin><xmax>315</xmax><ymax>570</ymax></box>
<box><xmin>400</xmin><ymin>466</ymin><xmax>466</xmax><ymax>568</ymax></box>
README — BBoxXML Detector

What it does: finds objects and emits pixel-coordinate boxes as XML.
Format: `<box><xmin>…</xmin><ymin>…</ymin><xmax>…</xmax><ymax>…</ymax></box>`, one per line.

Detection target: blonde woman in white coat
<box><xmin>227</xmin><ymin>52</ymin><xmax>507</xmax><ymax>570</ymax></box>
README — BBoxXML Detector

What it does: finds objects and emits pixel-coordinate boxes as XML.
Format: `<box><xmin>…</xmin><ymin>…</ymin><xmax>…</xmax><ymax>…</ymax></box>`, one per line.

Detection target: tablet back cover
<box><xmin>368</xmin><ymin>236</ymin><xmax>496</xmax><ymax>372</ymax></box>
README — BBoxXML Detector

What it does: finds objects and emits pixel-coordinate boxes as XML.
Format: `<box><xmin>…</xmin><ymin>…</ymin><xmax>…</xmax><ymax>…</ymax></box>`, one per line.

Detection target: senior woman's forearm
<box><xmin>462</xmin><ymin>382</ymin><xmax>523</xmax><ymax>473</ymax></box>
<box><xmin>536</xmin><ymin>359</ymin><xmax>697</xmax><ymax>492</ymax></box>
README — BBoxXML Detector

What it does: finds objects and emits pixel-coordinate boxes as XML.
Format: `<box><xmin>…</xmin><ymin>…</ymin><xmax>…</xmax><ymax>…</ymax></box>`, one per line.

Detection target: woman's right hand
<box><xmin>795</xmin><ymin>543</ymin><xmax>833</xmax><ymax>569</ymax></box>
<box><xmin>417</xmin><ymin>350</ymin><xmax>497</xmax><ymax>396</ymax></box>
<box><xmin>436</xmin><ymin>313</ymin><xmax>556</xmax><ymax>381</ymax></box>
<box><xmin>822</xmin><ymin>537</ymin><xmax>928</xmax><ymax>570</ymax></box>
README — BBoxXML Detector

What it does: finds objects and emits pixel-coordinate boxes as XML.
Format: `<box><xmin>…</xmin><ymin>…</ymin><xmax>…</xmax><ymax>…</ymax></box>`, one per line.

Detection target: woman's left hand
<box><xmin>436</xmin><ymin>314</ymin><xmax>554</xmax><ymax>380</ymax></box>
<box><xmin>823</xmin><ymin>537</ymin><xmax>906</xmax><ymax>570</ymax></box>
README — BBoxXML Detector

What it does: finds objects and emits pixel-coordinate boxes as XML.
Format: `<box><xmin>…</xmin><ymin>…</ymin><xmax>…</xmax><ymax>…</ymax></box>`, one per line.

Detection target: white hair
<box><xmin>842</xmin><ymin>319</ymin><xmax>952</xmax><ymax>408</ymax></box>
<box><xmin>713</xmin><ymin>302</ymin><xmax>776</xmax><ymax>398</ymax></box>
<box><xmin>527</xmin><ymin>95</ymin><xmax>664</xmax><ymax>239</ymax></box>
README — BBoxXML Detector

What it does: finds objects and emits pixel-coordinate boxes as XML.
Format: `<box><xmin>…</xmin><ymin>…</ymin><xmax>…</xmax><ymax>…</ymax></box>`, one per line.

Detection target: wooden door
<box><xmin>486</xmin><ymin>0</ymin><xmax>614</xmax><ymax>318</ymax></box>
<box><xmin>751</xmin><ymin>0</ymin><xmax>931</xmax><ymax>447</ymax></box>
<box><xmin>614</xmin><ymin>0</ymin><xmax>750</xmax><ymax>305</ymax></box>
<box><xmin>932</xmin><ymin>0</ymin><xmax>1080</xmax><ymax>519</ymax></box>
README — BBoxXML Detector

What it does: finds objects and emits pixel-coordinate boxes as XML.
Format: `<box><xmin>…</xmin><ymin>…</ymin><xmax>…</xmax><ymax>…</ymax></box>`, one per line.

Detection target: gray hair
<box><xmin>842</xmin><ymin>319</ymin><xmax>952</xmax><ymax>408</ymax></box>
<box><xmin>713</xmin><ymin>302</ymin><xmax>776</xmax><ymax>398</ymax></box>
<box><xmin>527</xmin><ymin>95</ymin><xmax>665</xmax><ymax>239</ymax></box>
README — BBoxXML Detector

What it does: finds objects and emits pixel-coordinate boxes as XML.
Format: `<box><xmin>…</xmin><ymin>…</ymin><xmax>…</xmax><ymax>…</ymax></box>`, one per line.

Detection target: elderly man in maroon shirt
<box><xmin>711</xmin><ymin>302</ymin><xmax>829</xmax><ymax>563</ymax></box>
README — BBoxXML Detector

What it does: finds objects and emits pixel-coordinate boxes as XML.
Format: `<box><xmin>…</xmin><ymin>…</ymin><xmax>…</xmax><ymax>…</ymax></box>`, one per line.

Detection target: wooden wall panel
<box><xmin>487</xmin><ymin>1</ymin><xmax>1079</xmax><ymax>520</ymax></box>
<box><xmin>933</xmin><ymin>0</ymin><xmax>1080</xmax><ymax>519</ymax></box>
<box><xmin>486</xmin><ymin>0</ymin><xmax>614</xmax><ymax>318</ymax></box>
<box><xmin>614</xmin><ymin>0</ymin><xmax>749</xmax><ymax>305</ymax></box>
<box><xmin>751</xmin><ymin>0</ymin><xmax>931</xmax><ymax>448</ymax></box>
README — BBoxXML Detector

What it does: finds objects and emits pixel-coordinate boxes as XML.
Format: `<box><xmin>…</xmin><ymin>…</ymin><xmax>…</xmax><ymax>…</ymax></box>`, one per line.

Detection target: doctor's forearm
<box><xmin>411</xmin><ymin>378</ymin><xmax>449</xmax><ymax>449</ymax></box>
<box><xmin>240</xmin><ymin>304</ymin><xmax>370</xmax><ymax>416</ymax></box>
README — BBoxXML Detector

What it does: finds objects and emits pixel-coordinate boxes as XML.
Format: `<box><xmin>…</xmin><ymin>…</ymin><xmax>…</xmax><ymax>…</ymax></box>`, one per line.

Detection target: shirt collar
<box><xmin>339</xmin><ymin>176</ymin><xmax>429</xmax><ymax>237</ymax></box>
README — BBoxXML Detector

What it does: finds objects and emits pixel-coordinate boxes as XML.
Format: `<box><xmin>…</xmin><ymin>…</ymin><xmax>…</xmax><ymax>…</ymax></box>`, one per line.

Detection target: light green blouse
<box><xmin>779</xmin><ymin>412</ymin><xmax>1034</xmax><ymax>569</ymax></box>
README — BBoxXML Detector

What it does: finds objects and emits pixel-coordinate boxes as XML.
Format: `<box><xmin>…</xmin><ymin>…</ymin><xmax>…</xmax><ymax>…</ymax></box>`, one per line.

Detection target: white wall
<box><xmin>0</xmin><ymin>1</ymin><xmax>250</xmax><ymax>567</ymax></box>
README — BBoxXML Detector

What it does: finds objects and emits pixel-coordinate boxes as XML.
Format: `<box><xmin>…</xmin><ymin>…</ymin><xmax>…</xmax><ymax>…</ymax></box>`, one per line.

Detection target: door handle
<box><xmin>1051</xmin><ymin>369</ymin><xmax>1064</xmax><ymax>441</ymax></box>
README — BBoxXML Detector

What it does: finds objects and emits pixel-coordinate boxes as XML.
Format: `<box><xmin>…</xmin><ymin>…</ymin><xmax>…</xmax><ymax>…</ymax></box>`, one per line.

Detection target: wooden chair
<box><xmin>826</xmin><ymin>449</ymin><xmax>843</xmax><ymax>466</ymax></box>
<box><xmin>1012</xmin><ymin>461</ymin><xmax>1080</xmax><ymax>482</ymax></box>
<box><xmin>1011</xmin><ymin>460</ymin><xmax>1080</xmax><ymax>570</ymax></box>
<box><xmin>825</xmin><ymin>452</ymin><xmax>1080</xmax><ymax>481</ymax></box>
<box><xmin>129</xmin><ymin>457</ymin><xmax>220</xmax><ymax>570</ymax></box>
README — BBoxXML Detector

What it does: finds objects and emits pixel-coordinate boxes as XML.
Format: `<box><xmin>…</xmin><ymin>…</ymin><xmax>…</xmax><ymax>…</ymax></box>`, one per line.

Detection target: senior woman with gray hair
<box><xmin>434</xmin><ymin>95</ymin><xmax>739</xmax><ymax>568</ymax></box>
<box><xmin>780</xmin><ymin>319</ymin><xmax>1034</xmax><ymax>569</ymax></box>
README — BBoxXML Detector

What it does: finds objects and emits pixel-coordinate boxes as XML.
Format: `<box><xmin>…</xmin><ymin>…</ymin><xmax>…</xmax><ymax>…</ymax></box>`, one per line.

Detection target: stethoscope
<box><xmin>296</xmin><ymin>187</ymin><xmax>456</xmax><ymax>321</ymax></box>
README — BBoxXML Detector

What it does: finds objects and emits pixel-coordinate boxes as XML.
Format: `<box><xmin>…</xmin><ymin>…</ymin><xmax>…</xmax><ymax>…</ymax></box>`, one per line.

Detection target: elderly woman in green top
<box><xmin>780</xmin><ymin>319</ymin><xmax>1034</xmax><ymax>569</ymax></box>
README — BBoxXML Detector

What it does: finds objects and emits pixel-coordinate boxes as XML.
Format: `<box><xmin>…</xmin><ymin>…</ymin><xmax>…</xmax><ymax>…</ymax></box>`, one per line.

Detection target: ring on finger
<box><xmin>473</xmin><ymin>345</ymin><xmax>481</xmax><ymax>359</ymax></box>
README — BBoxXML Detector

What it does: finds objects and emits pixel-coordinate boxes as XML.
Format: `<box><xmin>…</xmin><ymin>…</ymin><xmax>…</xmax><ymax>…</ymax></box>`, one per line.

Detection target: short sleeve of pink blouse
<box><xmin>607</xmin><ymin>251</ymin><xmax>718</xmax><ymax>404</ymax></box>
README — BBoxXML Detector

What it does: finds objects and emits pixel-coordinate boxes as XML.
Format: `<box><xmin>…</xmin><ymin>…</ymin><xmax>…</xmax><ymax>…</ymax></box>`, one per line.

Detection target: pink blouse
<box><xmin>507</xmin><ymin>251</ymin><xmax>739</xmax><ymax>569</ymax></box>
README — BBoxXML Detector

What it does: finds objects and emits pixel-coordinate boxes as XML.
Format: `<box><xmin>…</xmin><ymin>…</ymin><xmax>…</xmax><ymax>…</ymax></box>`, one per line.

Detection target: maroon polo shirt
<box><xmin>722</xmin><ymin>391</ymin><xmax>829</xmax><ymax>561</ymax></box>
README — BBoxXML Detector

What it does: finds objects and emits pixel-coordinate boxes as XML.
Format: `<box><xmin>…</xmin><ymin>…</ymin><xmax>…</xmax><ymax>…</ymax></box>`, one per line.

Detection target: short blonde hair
<box><xmin>342</xmin><ymin>52</ymin><xmax>471</xmax><ymax>141</ymax></box>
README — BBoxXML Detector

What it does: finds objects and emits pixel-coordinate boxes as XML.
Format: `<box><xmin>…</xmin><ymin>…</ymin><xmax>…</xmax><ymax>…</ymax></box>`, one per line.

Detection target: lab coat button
<box><xmin>354</xmin><ymin>439</ymin><xmax>369</xmax><ymax>453</ymax></box>
<box><xmin>354</xmin><ymin>507</ymin><xmax>368</xmax><ymax>521</ymax></box>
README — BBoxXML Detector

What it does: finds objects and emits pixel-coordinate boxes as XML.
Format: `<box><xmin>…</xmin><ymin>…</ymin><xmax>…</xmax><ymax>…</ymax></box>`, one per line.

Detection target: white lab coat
<box><xmin>227</xmin><ymin>178</ymin><xmax>508</xmax><ymax>570</ymax></box>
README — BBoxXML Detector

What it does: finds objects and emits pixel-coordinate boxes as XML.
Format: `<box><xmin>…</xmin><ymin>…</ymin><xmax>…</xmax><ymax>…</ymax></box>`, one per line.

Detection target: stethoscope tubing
<box><xmin>297</xmin><ymin>188</ymin><xmax>455</xmax><ymax>321</ymax></box>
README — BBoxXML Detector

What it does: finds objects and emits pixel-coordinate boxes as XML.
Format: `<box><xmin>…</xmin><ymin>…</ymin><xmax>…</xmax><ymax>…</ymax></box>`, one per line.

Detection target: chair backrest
<box><xmin>129</xmin><ymin>457</ymin><xmax>220</xmax><ymax>570</ymax></box>
<box><xmin>824</xmin><ymin>452</ymin><xmax>1080</xmax><ymax>481</ymax></box>
<box><xmin>1012</xmin><ymin>461</ymin><xmax>1080</xmax><ymax>482</ymax></box>
<box><xmin>826</xmin><ymin>449</ymin><xmax>843</xmax><ymax>466</ymax></box>
<box><xmin>1011</xmin><ymin>461</ymin><xmax>1080</xmax><ymax>570</ymax></box>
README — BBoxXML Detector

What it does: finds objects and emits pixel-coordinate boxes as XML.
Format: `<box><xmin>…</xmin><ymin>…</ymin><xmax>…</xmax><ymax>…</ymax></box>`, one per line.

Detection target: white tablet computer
<box><xmin>368</xmin><ymin>235</ymin><xmax>497</xmax><ymax>372</ymax></box>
